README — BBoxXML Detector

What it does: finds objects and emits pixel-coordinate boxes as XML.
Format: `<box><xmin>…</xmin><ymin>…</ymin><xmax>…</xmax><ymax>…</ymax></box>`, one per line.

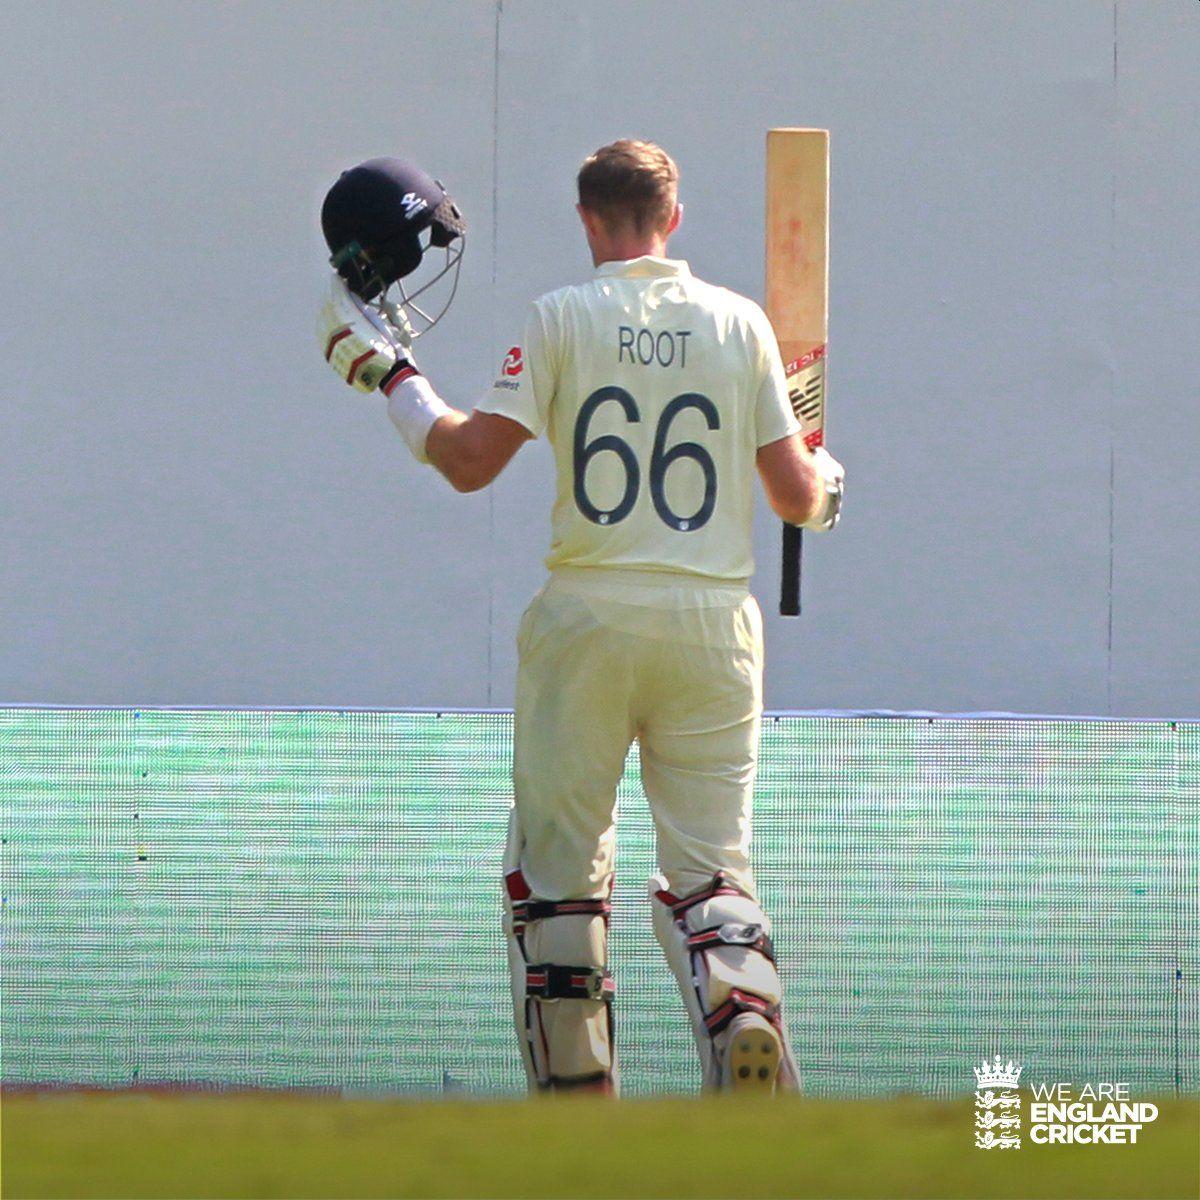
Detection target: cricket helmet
<box><xmin>321</xmin><ymin>156</ymin><xmax>466</xmax><ymax>334</ymax></box>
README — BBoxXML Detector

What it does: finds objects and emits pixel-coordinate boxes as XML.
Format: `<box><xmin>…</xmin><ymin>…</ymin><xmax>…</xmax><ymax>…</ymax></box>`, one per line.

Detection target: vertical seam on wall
<box><xmin>1172</xmin><ymin>721</ymin><xmax>1181</xmax><ymax>1093</ymax></box>
<box><xmin>1106</xmin><ymin>0</ymin><xmax>1118</xmax><ymax>716</ymax></box>
<box><xmin>486</xmin><ymin>0</ymin><xmax>503</xmax><ymax>706</ymax></box>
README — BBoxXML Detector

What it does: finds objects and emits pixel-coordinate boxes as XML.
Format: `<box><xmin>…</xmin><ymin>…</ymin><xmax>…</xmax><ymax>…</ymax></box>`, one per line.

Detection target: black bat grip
<box><xmin>780</xmin><ymin>523</ymin><xmax>803</xmax><ymax>616</ymax></box>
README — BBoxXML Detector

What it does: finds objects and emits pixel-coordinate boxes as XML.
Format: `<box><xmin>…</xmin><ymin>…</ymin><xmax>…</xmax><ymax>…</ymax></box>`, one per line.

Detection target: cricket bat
<box><xmin>765</xmin><ymin>128</ymin><xmax>829</xmax><ymax>617</ymax></box>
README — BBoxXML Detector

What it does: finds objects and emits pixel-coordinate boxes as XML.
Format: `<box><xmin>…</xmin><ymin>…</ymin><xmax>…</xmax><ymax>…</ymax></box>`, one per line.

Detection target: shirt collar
<box><xmin>594</xmin><ymin>255</ymin><xmax>691</xmax><ymax>279</ymax></box>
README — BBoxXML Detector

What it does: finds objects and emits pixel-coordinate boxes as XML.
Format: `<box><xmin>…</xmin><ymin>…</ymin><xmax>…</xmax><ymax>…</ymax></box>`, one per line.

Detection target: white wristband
<box><xmin>384</xmin><ymin>374</ymin><xmax>451</xmax><ymax>464</ymax></box>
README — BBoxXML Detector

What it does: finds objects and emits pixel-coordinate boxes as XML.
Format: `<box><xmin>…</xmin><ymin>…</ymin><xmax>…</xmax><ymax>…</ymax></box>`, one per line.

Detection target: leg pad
<box><xmin>650</xmin><ymin>871</ymin><xmax>799</xmax><ymax>1089</ymax></box>
<box><xmin>506</xmin><ymin>869</ymin><xmax>617</xmax><ymax>1091</ymax></box>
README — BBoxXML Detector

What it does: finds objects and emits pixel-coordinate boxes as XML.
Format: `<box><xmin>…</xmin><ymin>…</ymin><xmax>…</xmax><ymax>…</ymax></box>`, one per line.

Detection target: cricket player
<box><xmin>319</xmin><ymin>143</ymin><xmax>844</xmax><ymax>1094</ymax></box>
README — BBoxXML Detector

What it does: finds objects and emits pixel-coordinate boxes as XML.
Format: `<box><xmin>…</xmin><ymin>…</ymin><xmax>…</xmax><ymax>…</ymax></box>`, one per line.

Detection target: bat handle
<box><xmin>780</xmin><ymin>523</ymin><xmax>803</xmax><ymax>616</ymax></box>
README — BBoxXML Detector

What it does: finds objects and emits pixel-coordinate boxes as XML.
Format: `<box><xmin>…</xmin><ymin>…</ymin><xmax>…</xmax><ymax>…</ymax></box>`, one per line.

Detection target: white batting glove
<box><xmin>802</xmin><ymin>445</ymin><xmax>845</xmax><ymax>531</ymax></box>
<box><xmin>317</xmin><ymin>274</ymin><xmax>416</xmax><ymax>392</ymax></box>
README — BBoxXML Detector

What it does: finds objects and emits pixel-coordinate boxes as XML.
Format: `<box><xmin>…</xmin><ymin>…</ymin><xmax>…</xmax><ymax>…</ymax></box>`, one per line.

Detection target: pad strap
<box><xmin>704</xmin><ymin>988</ymin><xmax>781</xmax><ymax>1037</ymax></box>
<box><xmin>660</xmin><ymin>870</ymin><xmax>751</xmax><ymax>919</ymax></box>
<box><xmin>526</xmin><ymin>964</ymin><xmax>615</xmax><ymax>1003</ymax></box>
<box><xmin>512</xmin><ymin>897</ymin><xmax>610</xmax><ymax>935</ymax></box>
<box><xmin>686</xmin><ymin>922</ymin><xmax>776</xmax><ymax>963</ymax></box>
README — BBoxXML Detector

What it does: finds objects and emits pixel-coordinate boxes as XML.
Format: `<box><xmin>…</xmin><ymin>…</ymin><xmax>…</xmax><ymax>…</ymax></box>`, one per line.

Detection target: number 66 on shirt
<box><xmin>573</xmin><ymin>386</ymin><xmax>720</xmax><ymax>532</ymax></box>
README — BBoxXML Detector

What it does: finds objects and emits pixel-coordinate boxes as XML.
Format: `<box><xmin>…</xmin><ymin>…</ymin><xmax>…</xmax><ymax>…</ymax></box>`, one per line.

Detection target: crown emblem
<box><xmin>973</xmin><ymin>1055</ymin><xmax>1022</xmax><ymax>1089</ymax></box>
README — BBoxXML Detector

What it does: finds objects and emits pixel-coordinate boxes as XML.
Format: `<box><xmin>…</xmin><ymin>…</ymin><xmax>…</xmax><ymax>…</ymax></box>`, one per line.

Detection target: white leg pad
<box><xmin>504</xmin><ymin>872</ymin><xmax>617</xmax><ymax>1091</ymax></box>
<box><xmin>650</xmin><ymin>872</ymin><xmax>800</xmax><ymax>1090</ymax></box>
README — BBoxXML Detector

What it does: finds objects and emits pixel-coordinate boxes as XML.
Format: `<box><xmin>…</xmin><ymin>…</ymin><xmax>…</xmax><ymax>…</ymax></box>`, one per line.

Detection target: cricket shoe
<box><xmin>722</xmin><ymin>1012</ymin><xmax>783</xmax><ymax>1093</ymax></box>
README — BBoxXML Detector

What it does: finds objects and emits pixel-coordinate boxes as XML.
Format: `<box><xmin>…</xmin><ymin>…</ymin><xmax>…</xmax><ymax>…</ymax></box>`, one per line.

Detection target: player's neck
<box><xmin>593</xmin><ymin>236</ymin><xmax>670</xmax><ymax>267</ymax></box>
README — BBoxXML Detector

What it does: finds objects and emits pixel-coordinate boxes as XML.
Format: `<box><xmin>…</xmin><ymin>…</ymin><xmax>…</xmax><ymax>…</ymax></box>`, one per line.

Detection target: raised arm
<box><xmin>319</xmin><ymin>275</ymin><xmax>532</xmax><ymax>491</ymax></box>
<box><xmin>377</xmin><ymin>370</ymin><xmax>532</xmax><ymax>492</ymax></box>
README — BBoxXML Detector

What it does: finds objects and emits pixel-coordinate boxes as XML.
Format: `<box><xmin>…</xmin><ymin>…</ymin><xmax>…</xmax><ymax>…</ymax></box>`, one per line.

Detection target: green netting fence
<box><xmin>1</xmin><ymin>709</ymin><xmax>1195</xmax><ymax>1096</ymax></box>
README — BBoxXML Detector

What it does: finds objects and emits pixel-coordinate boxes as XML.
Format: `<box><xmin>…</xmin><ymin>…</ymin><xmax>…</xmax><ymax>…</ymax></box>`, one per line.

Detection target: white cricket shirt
<box><xmin>477</xmin><ymin>256</ymin><xmax>799</xmax><ymax>583</ymax></box>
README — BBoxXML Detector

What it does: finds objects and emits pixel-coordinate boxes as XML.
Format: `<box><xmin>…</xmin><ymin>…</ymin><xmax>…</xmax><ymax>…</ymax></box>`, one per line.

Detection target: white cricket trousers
<box><xmin>503</xmin><ymin>566</ymin><xmax>768</xmax><ymax>1090</ymax></box>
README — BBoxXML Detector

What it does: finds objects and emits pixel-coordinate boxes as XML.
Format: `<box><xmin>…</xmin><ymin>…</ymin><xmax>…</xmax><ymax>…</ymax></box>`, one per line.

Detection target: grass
<box><xmin>2</xmin><ymin>1092</ymin><xmax>1196</xmax><ymax>1200</ymax></box>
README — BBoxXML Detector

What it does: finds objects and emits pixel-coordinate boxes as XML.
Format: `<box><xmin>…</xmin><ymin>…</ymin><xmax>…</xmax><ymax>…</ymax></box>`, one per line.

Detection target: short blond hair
<box><xmin>577</xmin><ymin>140</ymin><xmax>679</xmax><ymax>235</ymax></box>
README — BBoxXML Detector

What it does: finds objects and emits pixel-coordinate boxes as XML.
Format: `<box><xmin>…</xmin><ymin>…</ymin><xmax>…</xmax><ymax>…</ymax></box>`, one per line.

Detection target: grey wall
<box><xmin>1</xmin><ymin>1</ymin><xmax>1195</xmax><ymax>716</ymax></box>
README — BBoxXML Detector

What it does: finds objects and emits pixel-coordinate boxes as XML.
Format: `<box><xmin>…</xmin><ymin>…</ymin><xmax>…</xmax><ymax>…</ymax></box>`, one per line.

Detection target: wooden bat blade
<box><xmin>766</xmin><ymin>128</ymin><xmax>829</xmax><ymax>617</ymax></box>
<box><xmin>766</xmin><ymin>127</ymin><xmax>829</xmax><ymax>448</ymax></box>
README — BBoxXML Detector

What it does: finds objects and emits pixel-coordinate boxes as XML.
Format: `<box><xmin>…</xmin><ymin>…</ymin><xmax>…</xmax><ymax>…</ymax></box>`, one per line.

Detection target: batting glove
<box><xmin>803</xmin><ymin>446</ymin><xmax>845</xmax><ymax>531</ymax></box>
<box><xmin>317</xmin><ymin>274</ymin><xmax>417</xmax><ymax>392</ymax></box>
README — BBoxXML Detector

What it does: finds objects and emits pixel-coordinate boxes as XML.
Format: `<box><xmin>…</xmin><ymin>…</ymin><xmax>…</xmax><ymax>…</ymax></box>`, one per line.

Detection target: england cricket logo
<box><xmin>973</xmin><ymin>1055</ymin><xmax>1023</xmax><ymax>1149</ymax></box>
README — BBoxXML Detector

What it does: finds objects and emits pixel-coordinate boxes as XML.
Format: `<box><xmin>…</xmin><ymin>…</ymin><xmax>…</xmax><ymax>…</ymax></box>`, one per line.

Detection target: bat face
<box><xmin>765</xmin><ymin>129</ymin><xmax>829</xmax><ymax>449</ymax></box>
